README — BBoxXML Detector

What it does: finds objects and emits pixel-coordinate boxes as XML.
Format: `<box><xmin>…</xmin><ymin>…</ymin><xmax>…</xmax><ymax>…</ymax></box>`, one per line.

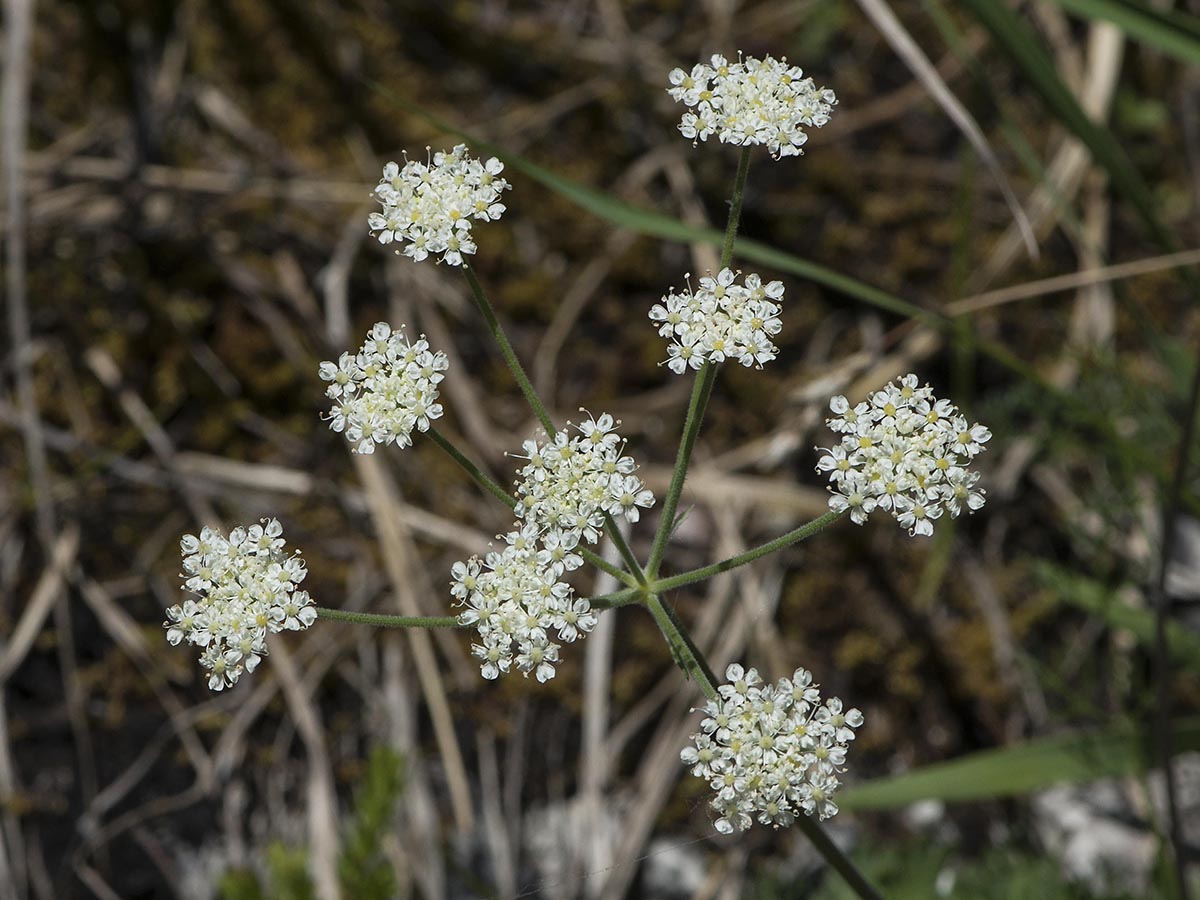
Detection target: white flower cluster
<box><xmin>368</xmin><ymin>143</ymin><xmax>510</xmax><ymax>266</ymax></box>
<box><xmin>319</xmin><ymin>323</ymin><xmax>447</xmax><ymax>455</ymax></box>
<box><xmin>667</xmin><ymin>53</ymin><xmax>836</xmax><ymax>159</ymax></box>
<box><xmin>817</xmin><ymin>374</ymin><xmax>990</xmax><ymax>536</ymax></box>
<box><xmin>650</xmin><ymin>268</ymin><xmax>784</xmax><ymax>373</ymax></box>
<box><xmin>512</xmin><ymin>413</ymin><xmax>655</xmax><ymax>544</ymax></box>
<box><xmin>682</xmin><ymin>664</ymin><xmax>863</xmax><ymax>833</ymax></box>
<box><xmin>164</xmin><ymin>519</ymin><xmax>316</xmax><ymax>691</ymax></box>
<box><xmin>452</xmin><ymin>414</ymin><xmax>654</xmax><ymax>682</ymax></box>
<box><xmin>452</xmin><ymin>525</ymin><xmax>593</xmax><ymax>683</ymax></box>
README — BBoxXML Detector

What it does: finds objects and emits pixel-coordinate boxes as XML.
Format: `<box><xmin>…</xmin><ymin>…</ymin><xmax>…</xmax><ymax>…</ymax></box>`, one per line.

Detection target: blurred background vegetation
<box><xmin>4</xmin><ymin>0</ymin><xmax>1200</xmax><ymax>897</ymax></box>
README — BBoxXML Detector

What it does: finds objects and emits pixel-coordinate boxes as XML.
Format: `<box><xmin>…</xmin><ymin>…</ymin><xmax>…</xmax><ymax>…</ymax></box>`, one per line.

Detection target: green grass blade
<box><xmin>959</xmin><ymin>0</ymin><xmax>1183</xmax><ymax>257</ymax></box>
<box><xmin>841</xmin><ymin>716</ymin><xmax>1200</xmax><ymax>809</ymax></box>
<box><xmin>1037</xmin><ymin>561</ymin><xmax>1200</xmax><ymax>672</ymax></box>
<box><xmin>1045</xmin><ymin>0</ymin><xmax>1200</xmax><ymax>67</ymax></box>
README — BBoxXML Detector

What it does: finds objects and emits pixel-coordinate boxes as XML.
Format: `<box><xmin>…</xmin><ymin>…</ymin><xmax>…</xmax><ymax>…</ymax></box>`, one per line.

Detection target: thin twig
<box><xmin>856</xmin><ymin>0</ymin><xmax>1036</xmax><ymax>257</ymax></box>
<box><xmin>351</xmin><ymin>453</ymin><xmax>477</xmax><ymax>832</ymax></box>
<box><xmin>261</xmin><ymin>645</ymin><xmax>341</xmax><ymax>900</ymax></box>
<box><xmin>4</xmin><ymin>0</ymin><xmax>50</xmax><ymax>545</ymax></box>
<box><xmin>948</xmin><ymin>248</ymin><xmax>1200</xmax><ymax>316</ymax></box>
<box><xmin>0</xmin><ymin>527</ymin><xmax>78</xmax><ymax>684</ymax></box>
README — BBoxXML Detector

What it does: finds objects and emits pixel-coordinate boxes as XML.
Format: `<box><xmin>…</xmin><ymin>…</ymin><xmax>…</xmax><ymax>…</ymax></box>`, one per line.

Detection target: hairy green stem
<box><xmin>428</xmin><ymin>425</ymin><xmax>637</xmax><ymax>587</ymax></box>
<box><xmin>603</xmin><ymin>511</ymin><xmax>648</xmax><ymax>587</ymax></box>
<box><xmin>587</xmin><ymin>586</ymin><xmax>644</xmax><ymax>609</ymax></box>
<box><xmin>460</xmin><ymin>263</ymin><xmax>647</xmax><ymax>586</ymax></box>
<box><xmin>645</xmin><ymin>362</ymin><xmax>717</xmax><ymax>578</ymax></box>
<box><xmin>721</xmin><ymin>144</ymin><xmax>753</xmax><ymax>267</ymax></box>
<box><xmin>644</xmin><ymin>592</ymin><xmax>718</xmax><ymax>699</ymax></box>
<box><xmin>428</xmin><ymin>426</ymin><xmax>516</xmax><ymax>509</ymax></box>
<box><xmin>644</xmin><ymin>584</ymin><xmax>884</xmax><ymax>900</ymax></box>
<box><xmin>655</xmin><ymin>509</ymin><xmax>846</xmax><ymax>593</ymax></box>
<box><xmin>462</xmin><ymin>264</ymin><xmax>555</xmax><ymax>434</ymax></box>
<box><xmin>645</xmin><ymin>147</ymin><xmax>753</xmax><ymax>579</ymax></box>
<box><xmin>579</xmin><ymin>546</ymin><xmax>639</xmax><ymax>588</ymax></box>
<box><xmin>316</xmin><ymin>608</ymin><xmax>461</xmax><ymax>629</ymax></box>
<box><xmin>794</xmin><ymin>816</ymin><xmax>886</xmax><ymax>900</ymax></box>
<box><xmin>659</xmin><ymin>595</ymin><xmax>719</xmax><ymax>688</ymax></box>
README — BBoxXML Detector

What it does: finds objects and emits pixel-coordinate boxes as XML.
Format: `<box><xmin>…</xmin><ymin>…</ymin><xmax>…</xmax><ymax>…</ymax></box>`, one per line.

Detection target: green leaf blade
<box><xmin>842</xmin><ymin>717</ymin><xmax>1200</xmax><ymax>810</ymax></box>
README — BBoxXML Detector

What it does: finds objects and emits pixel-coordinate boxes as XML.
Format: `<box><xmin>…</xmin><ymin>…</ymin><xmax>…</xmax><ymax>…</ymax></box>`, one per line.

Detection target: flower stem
<box><xmin>427</xmin><ymin>425</ymin><xmax>638</xmax><ymax>587</ymax></box>
<box><xmin>580</xmin><ymin>546</ymin><xmax>640</xmax><ymax>588</ymax></box>
<box><xmin>654</xmin><ymin>509</ymin><xmax>845</xmax><ymax>593</ymax></box>
<box><xmin>462</xmin><ymin>264</ymin><xmax>556</xmax><ymax>434</ymax></box>
<box><xmin>428</xmin><ymin>426</ymin><xmax>516</xmax><ymax>509</ymax></box>
<box><xmin>645</xmin><ymin>361</ymin><xmax>717</xmax><ymax>578</ymax></box>
<box><xmin>460</xmin><ymin>262</ymin><xmax>648</xmax><ymax>587</ymax></box>
<box><xmin>721</xmin><ymin>145</ymin><xmax>753</xmax><ymax>268</ymax></box>
<box><xmin>794</xmin><ymin>815</ymin><xmax>886</xmax><ymax>900</ymax></box>
<box><xmin>587</xmin><ymin>586</ymin><xmax>644</xmax><ymax>609</ymax></box>
<box><xmin>645</xmin><ymin>585</ymin><xmax>884</xmax><ymax>900</ymax></box>
<box><xmin>644</xmin><ymin>147</ymin><xmax>753</xmax><ymax>580</ymax></box>
<box><xmin>642</xmin><ymin>592</ymin><xmax>718</xmax><ymax>699</ymax></box>
<box><xmin>603</xmin><ymin>511</ymin><xmax>648</xmax><ymax>587</ymax></box>
<box><xmin>316</xmin><ymin>608</ymin><xmax>461</xmax><ymax>629</ymax></box>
